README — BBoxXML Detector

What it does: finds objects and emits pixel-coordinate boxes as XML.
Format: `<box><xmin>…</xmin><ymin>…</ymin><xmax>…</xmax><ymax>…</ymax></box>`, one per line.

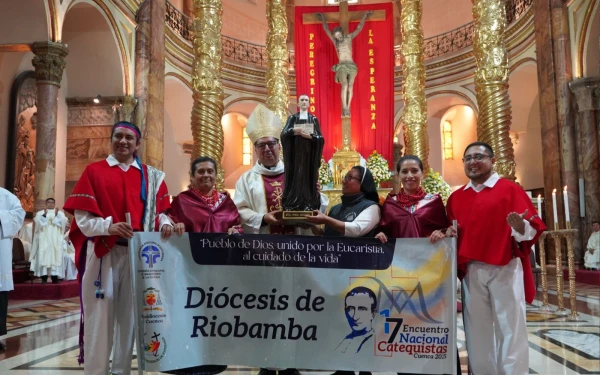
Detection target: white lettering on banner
<box><xmin>131</xmin><ymin>234</ymin><xmax>457</xmax><ymax>373</ymax></box>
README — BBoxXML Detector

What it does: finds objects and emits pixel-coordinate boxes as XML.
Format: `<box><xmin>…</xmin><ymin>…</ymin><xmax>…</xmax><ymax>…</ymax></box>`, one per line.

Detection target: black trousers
<box><xmin>0</xmin><ymin>291</ymin><xmax>8</xmax><ymax>336</ymax></box>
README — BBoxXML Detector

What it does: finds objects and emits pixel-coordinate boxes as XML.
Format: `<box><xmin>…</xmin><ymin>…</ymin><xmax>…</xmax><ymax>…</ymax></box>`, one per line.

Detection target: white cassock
<box><xmin>18</xmin><ymin>222</ymin><xmax>33</xmax><ymax>260</ymax></box>
<box><xmin>0</xmin><ymin>188</ymin><xmax>26</xmax><ymax>292</ymax></box>
<box><xmin>62</xmin><ymin>232</ymin><xmax>77</xmax><ymax>281</ymax></box>
<box><xmin>584</xmin><ymin>231</ymin><xmax>600</xmax><ymax>270</ymax></box>
<box><xmin>30</xmin><ymin>209</ymin><xmax>67</xmax><ymax>277</ymax></box>
<box><xmin>234</xmin><ymin>160</ymin><xmax>328</xmax><ymax>234</ymax></box>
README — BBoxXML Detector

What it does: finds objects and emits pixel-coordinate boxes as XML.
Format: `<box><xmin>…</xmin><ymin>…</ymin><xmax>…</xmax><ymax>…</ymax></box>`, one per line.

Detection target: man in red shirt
<box><xmin>64</xmin><ymin>121</ymin><xmax>171</xmax><ymax>375</ymax></box>
<box><xmin>446</xmin><ymin>142</ymin><xmax>545</xmax><ymax>375</ymax></box>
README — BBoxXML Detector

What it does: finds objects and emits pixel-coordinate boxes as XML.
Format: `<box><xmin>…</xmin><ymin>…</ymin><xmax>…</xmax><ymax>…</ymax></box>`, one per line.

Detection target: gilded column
<box><xmin>31</xmin><ymin>41</ymin><xmax>68</xmax><ymax>212</ymax></box>
<box><xmin>400</xmin><ymin>0</ymin><xmax>429</xmax><ymax>171</ymax></box>
<box><xmin>191</xmin><ymin>0</ymin><xmax>225</xmax><ymax>188</ymax></box>
<box><xmin>472</xmin><ymin>0</ymin><xmax>515</xmax><ymax>180</ymax></box>
<box><xmin>135</xmin><ymin>0</ymin><xmax>166</xmax><ymax>169</ymax></box>
<box><xmin>266</xmin><ymin>0</ymin><xmax>290</xmax><ymax>125</ymax></box>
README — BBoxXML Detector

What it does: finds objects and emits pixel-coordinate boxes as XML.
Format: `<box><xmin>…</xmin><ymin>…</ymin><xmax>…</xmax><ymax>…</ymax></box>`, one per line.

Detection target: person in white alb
<box><xmin>584</xmin><ymin>220</ymin><xmax>600</xmax><ymax>270</ymax></box>
<box><xmin>62</xmin><ymin>219</ymin><xmax>77</xmax><ymax>281</ymax></box>
<box><xmin>64</xmin><ymin>121</ymin><xmax>172</xmax><ymax>375</ymax></box>
<box><xmin>30</xmin><ymin>198</ymin><xmax>68</xmax><ymax>283</ymax></box>
<box><xmin>0</xmin><ymin>188</ymin><xmax>26</xmax><ymax>350</ymax></box>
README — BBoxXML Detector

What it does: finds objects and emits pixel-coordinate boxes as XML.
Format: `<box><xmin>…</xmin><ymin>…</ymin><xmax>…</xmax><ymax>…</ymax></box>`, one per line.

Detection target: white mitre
<box><xmin>246</xmin><ymin>104</ymin><xmax>284</xmax><ymax>144</ymax></box>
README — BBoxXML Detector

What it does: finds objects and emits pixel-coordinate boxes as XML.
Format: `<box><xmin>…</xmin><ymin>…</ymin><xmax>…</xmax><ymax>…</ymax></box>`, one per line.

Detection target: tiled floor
<box><xmin>0</xmin><ymin>281</ymin><xmax>598</xmax><ymax>374</ymax></box>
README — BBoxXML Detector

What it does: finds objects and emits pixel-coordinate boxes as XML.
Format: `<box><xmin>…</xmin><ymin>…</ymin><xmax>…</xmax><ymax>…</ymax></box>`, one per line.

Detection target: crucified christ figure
<box><xmin>316</xmin><ymin>10</ymin><xmax>372</xmax><ymax>118</ymax></box>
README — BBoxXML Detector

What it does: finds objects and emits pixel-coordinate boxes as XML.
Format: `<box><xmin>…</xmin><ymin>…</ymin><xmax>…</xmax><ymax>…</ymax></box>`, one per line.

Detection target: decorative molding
<box><xmin>31</xmin><ymin>41</ymin><xmax>68</xmax><ymax>86</ymax></box>
<box><xmin>67</xmin><ymin>107</ymin><xmax>115</xmax><ymax>127</ymax></box>
<box><xmin>66</xmin><ymin>96</ymin><xmax>134</xmax><ymax>107</ymax></box>
<box><xmin>0</xmin><ymin>44</ymin><xmax>32</xmax><ymax>52</ymax></box>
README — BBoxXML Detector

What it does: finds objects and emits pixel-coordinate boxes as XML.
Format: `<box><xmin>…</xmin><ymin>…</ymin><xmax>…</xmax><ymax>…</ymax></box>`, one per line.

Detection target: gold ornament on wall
<box><xmin>265</xmin><ymin>0</ymin><xmax>290</xmax><ymax>125</ymax></box>
<box><xmin>191</xmin><ymin>0</ymin><xmax>225</xmax><ymax>189</ymax></box>
<box><xmin>400</xmin><ymin>0</ymin><xmax>429</xmax><ymax>171</ymax></box>
<box><xmin>472</xmin><ymin>0</ymin><xmax>515</xmax><ymax>180</ymax></box>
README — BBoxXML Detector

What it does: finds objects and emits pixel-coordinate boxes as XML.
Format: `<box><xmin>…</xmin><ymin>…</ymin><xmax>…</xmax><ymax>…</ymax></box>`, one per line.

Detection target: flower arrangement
<box><xmin>366</xmin><ymin>151</ymin><xmax>392</xmax><ymax>185</ymax></box>
<box><xmin>318</xmin><ymin>158</ymin><xmax>333</xmax><ymax>186</ymax></box>
<box><xmin>422</xmin><ymin>168</ymin><xmax>453</xmax><ymax>203</ymax></box>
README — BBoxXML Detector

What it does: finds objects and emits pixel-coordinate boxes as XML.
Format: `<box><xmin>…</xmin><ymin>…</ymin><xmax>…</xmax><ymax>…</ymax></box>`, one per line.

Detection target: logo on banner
<box><xmin>143</xmin><ymin>287</ymin><xmax>163</xmax><ymax>312</ymax></box>
<box><xmin>139</xmin><ymin>242</ymin><xmax>164</xmax><ymax>268</ymax></box>
<box><xmin>371</xmin><ymin>281</ymin><xmax>450</xmax><ymax>358</ymax></box>
<box><xmin>144</xmin><ymin>332</ymin><xmax>167</xmax><ymax>363</ymax></box>
<box><xmin>336</xmin><ymin>286</ymin><xmax>376</xmax><ymax>353</ymax></box>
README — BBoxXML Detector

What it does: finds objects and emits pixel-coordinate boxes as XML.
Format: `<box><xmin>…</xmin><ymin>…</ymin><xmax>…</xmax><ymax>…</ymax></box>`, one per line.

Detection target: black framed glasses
<box><xmin>255</xmin><ymin>141</ymin><xmax>279</xmax><ymax>151</ymax></box>
<box><xmin>343</xmin><ymin>173</ymin><xmax>361</xmax><ymax>182</ymax></box>
<box><xmin>462</xmin><ymin>153</ymin><xmax>491</xmax><ymax>163</ymax></box>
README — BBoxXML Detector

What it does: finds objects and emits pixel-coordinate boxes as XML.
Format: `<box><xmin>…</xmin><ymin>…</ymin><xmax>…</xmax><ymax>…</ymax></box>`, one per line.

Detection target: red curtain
<box><xmin>294</xmin><ymin>3</ymin><xmax>394</xmax><ymax>166</ymax></box>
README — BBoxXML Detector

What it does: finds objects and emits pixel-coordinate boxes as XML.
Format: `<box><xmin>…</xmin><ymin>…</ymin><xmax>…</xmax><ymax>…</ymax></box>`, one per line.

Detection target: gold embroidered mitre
<box><xmin>246</xmin><ymin>104</ymin><xmax>284</xmax><ymax>144</ymax></box>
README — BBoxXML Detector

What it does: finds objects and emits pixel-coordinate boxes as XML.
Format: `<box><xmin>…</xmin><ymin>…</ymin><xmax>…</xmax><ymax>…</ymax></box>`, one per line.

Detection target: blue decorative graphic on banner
<box><xmin>139</xmin><ymin>242</ymin><xmax>164</xmax><ymax>269</ymax></box>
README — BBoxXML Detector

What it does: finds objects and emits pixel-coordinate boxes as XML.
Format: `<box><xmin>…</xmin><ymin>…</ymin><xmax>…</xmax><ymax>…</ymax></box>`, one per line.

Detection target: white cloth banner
<box><xmin>130</xmin><ymin>233</ymin><xmax>457</xmax><ymax>374</ymax></box>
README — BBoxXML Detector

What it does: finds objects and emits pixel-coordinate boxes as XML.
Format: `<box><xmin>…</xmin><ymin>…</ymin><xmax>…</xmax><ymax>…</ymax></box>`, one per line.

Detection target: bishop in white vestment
<box><xmin>0</xmin><ymin>187</ymin><xmax>26</xmax><ymax>348</ymax></box>
<box><xmin>234</xmin><ymin>104</ymin><xmax>327</xmax><ymax>236</ymax></box>
<box><xmin>584</xmin><ymin>221</ymin><xmax>600</xmax><ymax>270</ymax></box>
<box><xmin>30</xmin><ymin>198</ymin><xmax>67</xmax><ymax>283</ymax></box>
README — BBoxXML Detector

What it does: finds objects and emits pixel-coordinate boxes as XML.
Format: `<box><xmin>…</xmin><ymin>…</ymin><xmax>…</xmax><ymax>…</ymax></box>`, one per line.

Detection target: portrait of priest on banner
<box><xmin>281</xmin><ymin>94</ymin><xmax>325</xmax><ymax>215</ymax></box>
<box><xmin>336</xmin><ymin>286</ymin><xmax>376</xmax><ymax>354</ymax></box>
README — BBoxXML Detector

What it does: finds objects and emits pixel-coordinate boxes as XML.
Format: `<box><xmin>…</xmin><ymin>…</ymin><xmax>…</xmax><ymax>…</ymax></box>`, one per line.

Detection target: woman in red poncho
<box><xmin>161</xmin><ymin>156</ymin><xmax>241</xmax><ymax>375</ymax></box>
<box><xmin>162</xmin><ymin>156</ymin><xmax>241</xmax><ymax>239</ymax></box>
<box><xmin>375</xmin><ymin>155</ymin><xmax>462</xmax><ymax>375</ymax></box>
<box><xmin>375</xmin><ymin>155</ymin><xmax>448</xmax><ymax>242</ymax></box>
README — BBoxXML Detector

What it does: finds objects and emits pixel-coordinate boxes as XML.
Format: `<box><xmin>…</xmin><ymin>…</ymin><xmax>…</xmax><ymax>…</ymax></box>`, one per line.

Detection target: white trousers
<box><xmin>463</xmin><ymin>258</ymin><xmax>529</xmax><ymax>375</ymax></box>
<box><xmin>82</xmin><ymin>244</ymin><xmax>134</xmax><ymax>375</ymax></box>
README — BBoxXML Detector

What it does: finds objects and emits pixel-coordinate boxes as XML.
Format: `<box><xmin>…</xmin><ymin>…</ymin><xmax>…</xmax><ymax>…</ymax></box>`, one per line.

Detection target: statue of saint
<box><xmin>316</xmin><ymin>11</ymin><xmax>373</xmax><ymax>117</ymax></box>
<box><xmin>281</xmin><ymin>94</ymin><xmax>325</xmax><ymax>212</ymax></box>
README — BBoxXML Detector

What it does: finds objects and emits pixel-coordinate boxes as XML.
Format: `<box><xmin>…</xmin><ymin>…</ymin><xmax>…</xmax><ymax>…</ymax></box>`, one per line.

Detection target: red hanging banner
<box><xmin>294</xmin><ymin>3</ymin><xmax>394</xmax><ymax>165</ymax></box>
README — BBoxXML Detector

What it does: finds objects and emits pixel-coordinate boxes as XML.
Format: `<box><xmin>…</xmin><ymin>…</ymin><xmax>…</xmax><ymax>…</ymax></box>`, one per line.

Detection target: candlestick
<box><xmin>563</xmin><ymin>185</ymin><xmax>570</xmax><ymax>224</ymax></box>
<box><xmin>537</xmin><ymin>194</ymin><xmax>542</xmax><ymax>218</ymax></box>
<box><xmin>552</xmin><ymin>189</ymin><xmax>558</xmax><ymax>230</ymax></box>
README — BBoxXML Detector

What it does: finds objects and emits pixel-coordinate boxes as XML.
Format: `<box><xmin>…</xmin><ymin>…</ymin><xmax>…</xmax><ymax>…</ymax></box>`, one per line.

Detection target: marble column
<box><xmin>183</xmin><ymin>0</ymin><xmax>194</xmax><ymax>18</ymax></box>
<box><xmin>533</xmin><ymin>0</ymin><xmax>582</xmax><ymax>262</ymax></box>
<box><xmin>31</xmin><ymin>41</ymin><xmax>68</xmax><ymax>212</ymax></box>
<box><xmin>569</xmin><ymin>77</ymin><xmax>600</xmax><ymax>242</ymax></box>
<box><xmin>286</xmin><ymin>0</ymin><xmax>295</xmax><ymax>51</ymax></box>
<box><xmin>135</xmin><ymin>0</ymin><xmax>166</xmax><ymax>169</ymax></box>
<box><xmin>113</xmin><ymin>96</ymin><xmax>137</xmax><ymax>123</ymax></box>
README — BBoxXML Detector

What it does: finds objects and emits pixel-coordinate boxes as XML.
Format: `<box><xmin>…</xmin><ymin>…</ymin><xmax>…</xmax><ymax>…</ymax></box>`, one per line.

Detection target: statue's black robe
<box><xmin>280</xmin><ymin>112</ymin><xmax>325</xmax><ymax>211</ymax></box>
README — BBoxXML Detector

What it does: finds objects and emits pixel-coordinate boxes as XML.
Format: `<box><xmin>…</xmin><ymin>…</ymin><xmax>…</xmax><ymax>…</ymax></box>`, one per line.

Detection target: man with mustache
<box><xmin>445</xmin><ymin>142</ymin><xmax>546</xmax><ymax>375</ymax></box>
<box><xmin>64</xmin><ymin>121</ymin><xmax>172</xmax><ymax>375</ymax></box>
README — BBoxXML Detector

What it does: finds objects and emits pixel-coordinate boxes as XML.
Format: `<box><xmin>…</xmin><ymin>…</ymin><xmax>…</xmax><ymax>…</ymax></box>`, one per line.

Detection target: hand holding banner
<box><xmin>131</xmin><ymin>234</ymin><xmax>457</xmax><ymax>374</ymax></box>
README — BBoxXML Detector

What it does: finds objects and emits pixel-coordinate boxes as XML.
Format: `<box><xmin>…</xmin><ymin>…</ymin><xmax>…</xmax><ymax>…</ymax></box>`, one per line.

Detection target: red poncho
<box><xmin>63</xmin><ymin>160</ymin><xmax>170</xmax><ymax>268</ymax></box>
<box><xmin>379</xmin><ymin>194</ymin><xmax>449</xmax><ymax>239</ymax></box>
<box><xmin>446</xmin><ymin>178</ymin><xmax>546</xmax><ymax>303</ymax></box>
<box><xmin>168</xmin><ymin>189</ymin><xmax>241</xmax><ymax>233</ymax></box>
